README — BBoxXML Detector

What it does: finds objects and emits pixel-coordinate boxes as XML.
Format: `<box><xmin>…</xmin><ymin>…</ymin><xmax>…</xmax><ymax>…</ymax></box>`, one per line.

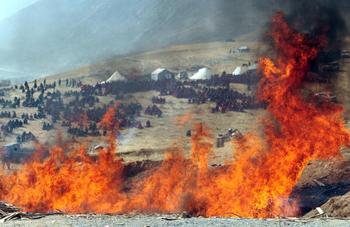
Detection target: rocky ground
<box><xmin>3</xmin><ymin>214</ymin><xmax>350</xmax><ymax>227</ymax></box>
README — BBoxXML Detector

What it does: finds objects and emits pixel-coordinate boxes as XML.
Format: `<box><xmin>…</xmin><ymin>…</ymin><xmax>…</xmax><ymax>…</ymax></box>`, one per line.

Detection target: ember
<box><xmin>0</xmin><ymin>12</ymin><xmax>348</xmax><ymax>218</ymax></box>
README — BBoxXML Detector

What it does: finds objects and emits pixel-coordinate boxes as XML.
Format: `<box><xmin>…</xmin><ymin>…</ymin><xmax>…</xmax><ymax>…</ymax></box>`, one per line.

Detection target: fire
<box><xmin>0</xmin><ymin>12</ymin><xmax>348</xmax><ymax>218</ymax></box>
<box><xmin>100</xmin><ymin>103</ymin><xmax>120</xmax><ymax>131</ymax></box>
<box><xmin>175</xmin><ymin>112</ymin><xmax>194</xmax><ymax>127</ymax></box>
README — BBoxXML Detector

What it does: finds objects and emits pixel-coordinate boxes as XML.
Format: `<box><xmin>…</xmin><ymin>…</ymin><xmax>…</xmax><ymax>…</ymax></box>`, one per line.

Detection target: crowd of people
<box><xmin>0</xmin><ymin>67</ymin><xmax>261</xmax><ymax>142</ymax></box>
<box><xmin>42</xmin><ymin>122</ymin><xmax>54</xmax><ymax>131</ymax></box>
<box><xmin>16</xmin><ymin>131</ymin><xmax>36</xmax><ymax>144</ymax></box>
<box><xmin>62</xmin><ymin>101</ymin><xmax>143</xmax><ymax>137</ymax></box>
<box><xmin>152</xmin><ymin>96</ymin><xmax>166</xmax><ymax>104</ymax></box>
<box><xmin>0</xmin><ymin>97</ymin><xmax>20</xmax><ymax>109</ymax></box>
<box><xmin>204</xmin><ymin>87</ymin><xmax>258</xmax><ymax>112</ymax></box>
<box><xmin>0</xmin><ymin>111</ymin><xmax>17</xmax><ymax>119</ymax></box>
<box><xmin>144</xmin><ymin>105</ymin><xmax>162</xmax><ymax>117</ymax></box>
<box><xmin>78</xmin><ymin>74</ymin><xmax>259</xmax><ymax>114</ymax></box>
<box><xmin>67</xmin><ymin>125</ymin><xmax>101</xmax><ymax>137</ymax></box>
<box><xmin>0</xmin><ymin>79</ymin><xmax>67</xmax><ymax>138</ymax></box>
<box><xmin>21</xmin><ymin>111</ymin><xmax>45</xmax><ymax>122</ymax></box>
<box><xmin>1</xmin><ymin>119</ymin><xmax>27</xmax><ymax>134</ymax></box>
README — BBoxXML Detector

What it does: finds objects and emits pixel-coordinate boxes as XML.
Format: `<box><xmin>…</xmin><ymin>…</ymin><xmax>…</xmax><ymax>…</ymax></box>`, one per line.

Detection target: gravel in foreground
<box><xmin>3</xmin><ymin>215</ymin><xmax>350</xmax><ymax>227</ymax></box>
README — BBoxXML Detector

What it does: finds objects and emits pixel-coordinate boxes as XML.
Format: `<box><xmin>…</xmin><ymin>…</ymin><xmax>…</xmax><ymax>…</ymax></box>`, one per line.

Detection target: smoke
<box><xmin>258</xmin><ymin>1</ymin><xmax>350</xmax><ymax>118</ymax></box>
<box><xmin>261</xmin><ymin>0</ymin><xmax>349</xmax><ymax>75</ymax></box>
<box><xmin>0</xmin><ymin>0</ymin><xmax>348</xmax><ymax>78</ymax></box>
<box><xmin>260</xmin><ymin>1</ymin><xmax>348</xmax><ymax>47</ymax></box>
<box><xmin>285</xmin><ymin>1</ymin><xmax>347</xmax><ymax>50</ymax></box>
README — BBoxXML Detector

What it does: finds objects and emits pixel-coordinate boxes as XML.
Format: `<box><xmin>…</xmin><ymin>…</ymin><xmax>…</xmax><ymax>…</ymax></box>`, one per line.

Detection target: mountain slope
<box><xmin>0</xmin><ymin>0</ymin><xmax>349</xmax><ymax>79</ymax></box>
<box><xmin>0</xmin><ymin>0</ymin><xmax>273</xmax><ymax>77</ymax></box>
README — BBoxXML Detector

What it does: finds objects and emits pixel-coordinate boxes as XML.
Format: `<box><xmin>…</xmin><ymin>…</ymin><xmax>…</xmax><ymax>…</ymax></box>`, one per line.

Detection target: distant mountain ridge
<box><xmin>0</xmin><ymin>0</ymin><xmax>348</xmax><ymax>79</ymax></box>
<box><xmin>0</xmin><ymin>0</ymin><xmax>275</xmax><ymax>78</ymax></box>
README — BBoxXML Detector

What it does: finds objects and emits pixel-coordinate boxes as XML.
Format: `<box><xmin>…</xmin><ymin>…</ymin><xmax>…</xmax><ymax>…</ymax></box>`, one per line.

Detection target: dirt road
<box><xmin>4</xmin><ymin>215</ymin><xmax>350</xmax><ymax>227</ymax></box>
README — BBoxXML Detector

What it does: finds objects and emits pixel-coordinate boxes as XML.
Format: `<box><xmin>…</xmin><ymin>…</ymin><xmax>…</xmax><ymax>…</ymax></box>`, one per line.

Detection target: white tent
<box><xmin>232</xmin><ymin>66</ymin><xmax>242</xmax><ymax>76</ymax></box>
<box><xmin>190</xmin><ymin>68</ymin><xmax>212</xmax><ymax>80</ymax></box>
<box><xmin>233</xmin><ymin>64</ymin><xmax>254</xmax><ymax>76</ymax></box>
<box><xmin>232</xmin><ymin>66</ymin><xmax>248</xmax><ymax>76</ymax></box>
<box><xmin>105</xmin><ymin>70</ymin><xmax>127</xmax><ymax>83</ymax></box>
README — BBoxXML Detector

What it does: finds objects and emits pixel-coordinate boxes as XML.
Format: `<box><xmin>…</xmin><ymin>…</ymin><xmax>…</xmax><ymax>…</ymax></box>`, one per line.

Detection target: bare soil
<box><xmin>4</xmin><ymin>214</ymin><xmax>350</xmax><ymax>227</ymax></box>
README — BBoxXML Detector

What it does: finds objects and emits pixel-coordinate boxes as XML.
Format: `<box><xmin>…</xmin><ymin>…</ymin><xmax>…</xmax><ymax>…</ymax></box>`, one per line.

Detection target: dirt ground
<box><xmin>4</xmin><ymin>214</ymin><xmax>350</xmax><ymax>227</ymax></box>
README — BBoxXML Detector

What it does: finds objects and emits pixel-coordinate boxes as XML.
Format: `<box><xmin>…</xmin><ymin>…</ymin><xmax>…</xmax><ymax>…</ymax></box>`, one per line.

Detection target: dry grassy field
<box><xmin>0</xmin><ymin>84</ymin><xmax>262</xmax><ymax>166</ymax></box>
<box><xmin>78</xmin><ymin>90</ymin><xmax>263</xmax><ymax>164</ymax></box>
<box><xmin>0</xmin><ymin>39</ymin><xmax>262</xmax><ymax>164</ymax></box>
<box><xmin>44</xmin><ymin>39</ymin><xmax>261</xmax><ymax>84</ymax></box>
<box><xmin>2</xmin><ymin>36</ymin><xmax>350</xmax><ymax>166</ymax></box>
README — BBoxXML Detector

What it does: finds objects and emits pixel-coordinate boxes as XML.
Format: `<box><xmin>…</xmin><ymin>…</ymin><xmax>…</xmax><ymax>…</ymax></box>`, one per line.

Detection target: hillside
<box><xmin>0</xmin><ymin>0</ymin><xmax>291</xmax><ymax>79</ymax></box>
<box><xmin>0</xmin><ymin>3</ymin><xmax>350</xmax><ymax>218</ymax></box>
<box><xmin>46</xmin><ymin>38</ymin><xmax>263</xmax><ymax>83</ymax></box>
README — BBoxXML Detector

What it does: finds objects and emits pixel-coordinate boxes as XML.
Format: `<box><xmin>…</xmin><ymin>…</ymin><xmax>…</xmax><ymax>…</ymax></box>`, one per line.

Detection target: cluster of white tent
<box><xmin>150</xmin><ymin>67</ymin><xmax>212</xmax><ymax>81</ymax></box>
<box><xmin>100</xmin><ymin>63</ymin><xmax>256</xmax><ymax>84</ymax></box>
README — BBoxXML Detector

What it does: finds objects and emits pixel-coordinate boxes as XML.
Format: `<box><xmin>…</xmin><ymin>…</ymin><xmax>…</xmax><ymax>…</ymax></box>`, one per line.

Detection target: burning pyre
<box><xmin>0</xmin><ymin>12</ymin><xmax>349</xmax><ymax>218</ymax></box>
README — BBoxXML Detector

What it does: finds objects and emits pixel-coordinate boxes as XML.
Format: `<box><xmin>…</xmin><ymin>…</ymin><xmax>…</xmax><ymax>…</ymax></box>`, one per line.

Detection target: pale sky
<box><xmin>0</xmin><ymin>0</ymin><xmax>39</xmax><ymax>21</ymax></box>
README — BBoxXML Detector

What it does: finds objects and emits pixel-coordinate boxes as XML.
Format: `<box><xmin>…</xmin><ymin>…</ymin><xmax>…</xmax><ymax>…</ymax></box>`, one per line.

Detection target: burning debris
<box><xmin>0</xmin><ymin>11</ymin><xmax>348</xmax><ymax>220</ymax></box>
<box><xmin>216</xmin><ymin>128</ymin><xmax>242</xmax><ymax>148</ymax></box>
<box><xmin>0</xmin><ymin>201</ymin><xmax>49</xmax><ymax>222</ymax></box>
<box><xmin>0</xmin><ymin>201</ymin><xmax>20</xmax><ymax>215</ymax></box>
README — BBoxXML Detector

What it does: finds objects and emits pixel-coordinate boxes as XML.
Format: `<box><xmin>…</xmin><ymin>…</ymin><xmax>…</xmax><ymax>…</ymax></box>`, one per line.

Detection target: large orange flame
<box><xmin>0</xmin><ymin>12</ymin><xmax>348</xmax><ymax>218</ymax></box>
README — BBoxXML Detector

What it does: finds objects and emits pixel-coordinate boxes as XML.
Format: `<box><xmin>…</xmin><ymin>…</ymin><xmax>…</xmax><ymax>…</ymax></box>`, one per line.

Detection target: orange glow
<box><xmin>100</xmin><ymin>106</ymin><xmax>119</xmax><ymax>131</ymax></box>
<box><xmin>175</xmin><ymin>113</ymin><xmax>194</xmax><ymax>127</ymax></box>
<box><xmin>0</xmin><ymin>12</ymin><xmax>348</xmax><ymax>217</ymax></box>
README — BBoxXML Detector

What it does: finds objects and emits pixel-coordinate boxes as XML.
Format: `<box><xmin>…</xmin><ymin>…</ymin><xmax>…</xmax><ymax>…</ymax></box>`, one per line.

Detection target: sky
<box><xmin>0</xmin><ymin>0</ymin><xmax>38</xmax><ymax>21</ymax></box>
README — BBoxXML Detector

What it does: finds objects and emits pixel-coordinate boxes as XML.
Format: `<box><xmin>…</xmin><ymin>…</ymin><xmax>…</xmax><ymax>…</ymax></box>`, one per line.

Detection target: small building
<box><xmin>151</xmin><ymin>68</ymin><xmax>174</xmax><ymax>81</ymax></box>
<box><xmin>237</xmin><ymin>46</ymin><xmax>250</xmax><ymax>53</ymax></box>
<box><xmin>190</xmin><ymin>68</ymin><xmax>212</xmax><ymax>80</ymax></box>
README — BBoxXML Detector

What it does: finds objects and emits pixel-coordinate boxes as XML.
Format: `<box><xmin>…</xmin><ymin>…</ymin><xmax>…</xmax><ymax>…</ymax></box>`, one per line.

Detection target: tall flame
<box><xmin>0</xmin><ymin>12</ymin><xmax>348</xmax><ymax>218</ymax></box>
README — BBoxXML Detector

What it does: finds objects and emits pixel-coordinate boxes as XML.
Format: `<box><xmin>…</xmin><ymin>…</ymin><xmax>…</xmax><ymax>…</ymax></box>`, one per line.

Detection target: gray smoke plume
<box><xmin>285</xmin><ymin>0</ymin><xmax>347</xmax><ymax>50</ymax></box>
